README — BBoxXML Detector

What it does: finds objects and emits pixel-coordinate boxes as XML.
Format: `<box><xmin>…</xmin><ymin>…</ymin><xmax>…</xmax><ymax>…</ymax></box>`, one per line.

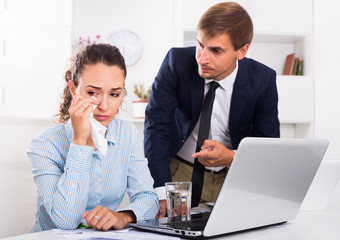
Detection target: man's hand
<box><xmin>192</xmin><ymin>140</ymin><xmax>234</xmax><ymax>167</ymax></box>
<box><xmin>156</xmin><ymin>199</ymin><xmax>167</xmax><ymax>218</ymax></box>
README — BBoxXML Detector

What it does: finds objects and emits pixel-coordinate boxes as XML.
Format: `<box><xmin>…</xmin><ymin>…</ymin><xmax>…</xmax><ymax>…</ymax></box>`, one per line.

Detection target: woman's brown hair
<box><xmin>57</xmin><ymin>44</ymin><xmax>127</xmax><ymax>123</ymax></box>
<box><xmin>198</xmin><ymin>2</ymin><xmax>253</xmax><ymax>50</ymax></box>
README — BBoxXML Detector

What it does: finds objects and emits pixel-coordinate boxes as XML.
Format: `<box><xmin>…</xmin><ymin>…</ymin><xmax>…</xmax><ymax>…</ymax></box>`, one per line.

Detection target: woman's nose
<box><xmin>97</xmin><ymin>96</ymin><xmax>108</xmax><ymax>111</ymax></box>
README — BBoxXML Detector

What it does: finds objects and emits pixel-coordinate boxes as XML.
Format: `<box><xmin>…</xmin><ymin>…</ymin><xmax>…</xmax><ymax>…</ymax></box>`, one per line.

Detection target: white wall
<box><xmin>0</xmin><ymin>119</ymin><xmax>53</xmax><ymax>238</ymax></box>
<box><xmin>314</xmin><ymin>0</ymin><xmax>340</xmax><ymax>160</ymax></box>
<box><xmin>73</xmin><ymin>0</ymin><xmax>175</xmax><ymax>119</ymax></box>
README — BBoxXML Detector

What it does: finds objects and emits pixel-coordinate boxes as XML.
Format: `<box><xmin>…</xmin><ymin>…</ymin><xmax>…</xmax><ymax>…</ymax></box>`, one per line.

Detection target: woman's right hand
<box><xmin>68</xmin><ymin>95</ymin><xmax>94</xmax><ymax>146</ymax></box>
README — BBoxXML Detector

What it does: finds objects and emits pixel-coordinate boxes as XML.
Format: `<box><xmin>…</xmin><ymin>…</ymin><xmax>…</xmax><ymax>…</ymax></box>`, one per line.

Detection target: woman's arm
<box><xmin>28</xmin><ymin>134</ymin><xmax>94</xmax><ymax>230</ymax></box>
<box><xmin>121</xmin><ymin>123</ymin><xmax>159</xmax><ymax>221</ymax></box>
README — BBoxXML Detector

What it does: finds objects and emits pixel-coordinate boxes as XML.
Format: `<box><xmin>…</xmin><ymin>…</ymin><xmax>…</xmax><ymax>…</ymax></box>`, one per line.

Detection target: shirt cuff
<box><xmin>155</xmin><ymin>186</ymin><xmax>166</xmax><ymax>200</ymax></box>
<box><xmin>65</xmin><ymin>143</ymin><xmax>94</xmax><ymax>172</ymax></box>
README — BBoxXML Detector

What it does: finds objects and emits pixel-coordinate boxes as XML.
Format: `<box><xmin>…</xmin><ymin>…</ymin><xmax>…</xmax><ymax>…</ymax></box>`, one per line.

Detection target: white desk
<box><xmin>3</xmin><ymin>210</ymin><xmax>340</xmax><ymax>240</ymax></box>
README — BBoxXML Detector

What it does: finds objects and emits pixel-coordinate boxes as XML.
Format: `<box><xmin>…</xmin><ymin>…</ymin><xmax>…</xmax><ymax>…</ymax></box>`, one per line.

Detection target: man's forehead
<box><xmin>197</xmin><ymin>31</ymin><xmax>230</xmax><ymax>47</ymax></box>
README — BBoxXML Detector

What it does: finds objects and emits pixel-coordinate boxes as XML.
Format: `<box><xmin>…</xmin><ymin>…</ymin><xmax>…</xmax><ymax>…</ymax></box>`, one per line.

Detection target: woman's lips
<box><xmin>94</xmin><ymin>115</ymin><xmax>109</xmax><ymax>121</ymax></box>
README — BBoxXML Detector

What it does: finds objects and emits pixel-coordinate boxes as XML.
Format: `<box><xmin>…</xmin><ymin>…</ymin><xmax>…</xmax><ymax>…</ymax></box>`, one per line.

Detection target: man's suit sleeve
<box><xmin>253</xmin><ymin>69</ymin><xmax>280</xmax><ymax>138</ymax></box>
<box><xmin>144</xmin><ymin>49</ymin><xmax>179</xmax><ymax>188</ymax></box>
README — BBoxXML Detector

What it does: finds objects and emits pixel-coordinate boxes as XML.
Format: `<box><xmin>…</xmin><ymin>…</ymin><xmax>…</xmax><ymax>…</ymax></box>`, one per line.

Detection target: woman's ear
<box><xmin>68</xmin><ymin>81</ymin><xmax>76</xmax><ymax>97</ymax></box>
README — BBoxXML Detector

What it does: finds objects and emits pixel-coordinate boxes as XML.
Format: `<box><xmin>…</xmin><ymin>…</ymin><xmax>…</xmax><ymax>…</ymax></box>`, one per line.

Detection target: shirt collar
<box><xmin>64</xmin><ymin>118</ymin><xmax>117</xmax><ymax>145</ymax></box>
<box><xmin>205</xmin><ymin>60</ymin><xmax>238</xmax><ymax>91</ymax></box>
<box><xmin>105</xmin><ymin>118</ymin><xmax>117</xmax><ymax>144</ymax></box>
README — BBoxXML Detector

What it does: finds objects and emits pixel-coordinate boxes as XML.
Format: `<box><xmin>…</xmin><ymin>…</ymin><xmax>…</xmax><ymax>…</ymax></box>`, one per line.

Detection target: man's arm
<box><xmin>144</xmin><ymin>49</ymin><xmax>179</xmax><ymax>189</ymax></box>
<box><xmin>252</xmin><ymin>69</ymin><xmax>280</xmax><ymax>138</ymax></box>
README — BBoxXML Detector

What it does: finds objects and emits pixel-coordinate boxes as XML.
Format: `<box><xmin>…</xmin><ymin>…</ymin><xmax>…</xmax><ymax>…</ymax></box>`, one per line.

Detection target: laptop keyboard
<box><xmin>165</xmin><ymin>217</ymin><xmax>209</xmax><ymax>230</ymax></box>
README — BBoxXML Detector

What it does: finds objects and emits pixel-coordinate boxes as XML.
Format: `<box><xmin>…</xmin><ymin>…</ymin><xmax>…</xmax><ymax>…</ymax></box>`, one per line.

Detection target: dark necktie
<box><xmin>191</xmin><ymin>81</ymin><xmax>220</xmax><ymax>207</ymax></box>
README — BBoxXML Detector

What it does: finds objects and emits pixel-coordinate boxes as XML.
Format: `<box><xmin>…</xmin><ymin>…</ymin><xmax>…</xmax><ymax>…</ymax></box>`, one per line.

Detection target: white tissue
<box><xmin>89</xmin><ymin>97</ymin><xmax>108</xmax><ymax>156</ymax></box>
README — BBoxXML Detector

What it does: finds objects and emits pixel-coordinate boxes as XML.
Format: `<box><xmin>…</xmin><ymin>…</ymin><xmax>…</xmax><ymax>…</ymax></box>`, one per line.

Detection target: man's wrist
<box><xmin>155</xmin><ymin>186</ymin><xmax>167</xmax><ymax>200</ymax></box>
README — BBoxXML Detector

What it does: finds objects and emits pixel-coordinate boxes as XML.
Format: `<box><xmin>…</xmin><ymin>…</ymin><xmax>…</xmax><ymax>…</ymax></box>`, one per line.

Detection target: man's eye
<box><xmin>88</xmin><ymin>92</ymin><xmax>98</xmax><ymax>96</ymax></box>
<box><xmin>212</xmin><ymin>49</ymin><xmax>222</xmax><ymax>54</ymax></box>
<box><xmin>111</xmin><ymin>93</ymin><xmax>119</xmax><ymax>97</ymax></box>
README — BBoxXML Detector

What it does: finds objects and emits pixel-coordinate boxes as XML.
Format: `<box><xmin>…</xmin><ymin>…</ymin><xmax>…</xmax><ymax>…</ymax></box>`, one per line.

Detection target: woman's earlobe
<box><xmin>68</xmin><ymin>81</ymin><xmax>76</xmax><ymax>96</ymax></box>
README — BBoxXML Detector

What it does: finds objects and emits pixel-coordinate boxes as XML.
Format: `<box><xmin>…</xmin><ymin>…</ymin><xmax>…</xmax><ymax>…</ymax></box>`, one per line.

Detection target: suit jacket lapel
<box><xmin>190</xmin><ymin>72</ymin><xmax>205</xmax><ymax>134</ymax></box>
<box><xmin>229</xmin><ymin>60</ymin><xmax>249</xmax><ymax>148</ymax></box>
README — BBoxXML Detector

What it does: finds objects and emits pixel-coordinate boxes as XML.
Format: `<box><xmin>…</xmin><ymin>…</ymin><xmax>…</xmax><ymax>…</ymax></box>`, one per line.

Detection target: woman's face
<box><xmin>75</xmin><ymin>63</ymin><xmax>125</xmax><ymax>127</ymax></box>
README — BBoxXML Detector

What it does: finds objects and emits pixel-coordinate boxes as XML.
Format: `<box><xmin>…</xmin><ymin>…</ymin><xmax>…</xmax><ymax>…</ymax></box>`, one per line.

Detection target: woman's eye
<box><xmin>111</xmin><ymin>93</ymin><xmax>119</xmax><ymax>97</ymax></box>
<box><xmin>88</xmin><ymin>92</ymin><xmax>98</xmax><ymax>96</ymax></box>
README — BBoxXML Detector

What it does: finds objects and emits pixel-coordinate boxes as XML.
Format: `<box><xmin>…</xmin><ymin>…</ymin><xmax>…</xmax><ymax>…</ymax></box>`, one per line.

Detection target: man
<box><xmin>144</xmin><ymin>2</ymin><xmax>280</xmax><ymax>218</ymax></box>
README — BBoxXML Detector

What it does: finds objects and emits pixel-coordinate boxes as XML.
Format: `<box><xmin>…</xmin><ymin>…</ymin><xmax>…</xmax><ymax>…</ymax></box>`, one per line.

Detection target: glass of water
<box><xmin>165</xmin><ymin>182</ymin><xmax>192</xmax><ymax>217</ymax></box>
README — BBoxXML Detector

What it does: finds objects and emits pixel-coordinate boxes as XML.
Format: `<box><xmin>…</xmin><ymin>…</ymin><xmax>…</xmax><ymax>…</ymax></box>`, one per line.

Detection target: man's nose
<box><xmin>198</xmin><ymin>48</ymin><xmax>209</xmax><ymax>65</ymax></box>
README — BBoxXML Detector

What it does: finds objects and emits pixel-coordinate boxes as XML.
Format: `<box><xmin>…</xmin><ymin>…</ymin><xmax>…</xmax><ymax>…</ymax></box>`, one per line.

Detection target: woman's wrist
<box><xmin>118</xmin><ymin>210</ymin><xmax>136</xmax><ymax>224</ymax></box>
<box><xmin>72</xmin><ymin>138</ymin><xmax>88</xmax><ymax>146</ymax></box>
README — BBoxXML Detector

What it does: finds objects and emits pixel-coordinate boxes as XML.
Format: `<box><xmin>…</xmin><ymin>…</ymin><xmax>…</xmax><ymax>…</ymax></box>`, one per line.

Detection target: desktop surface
<box><xmin>3</xmin><ymin>210</ymin><xmax>340</xmax><ymax>240</ymax></box>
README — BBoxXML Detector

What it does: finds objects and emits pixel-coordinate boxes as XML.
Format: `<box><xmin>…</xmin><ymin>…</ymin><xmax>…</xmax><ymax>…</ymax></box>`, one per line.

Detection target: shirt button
<box><xmin>97</xmin><ymin>200</ymin><xmax>100</xmax><ymax>203</ymax></box>
<box><xmin>72</xmin><ymin>184</ymin><xmax>76</xmax><ymax>188</ymax></box>
<box><xmin>76</xmin><ymin>161</ymin><xmax>80</xmax><ymax>165</ymax></box>
<box><xmin>182</xmin><ymin>140</ymin><xmax>185</xmax><ymax>143</ymax></box>
<box><xmin>78</xmin><ymin>151</ymin><xmax>82</xmax><ymax>156</ymax></box>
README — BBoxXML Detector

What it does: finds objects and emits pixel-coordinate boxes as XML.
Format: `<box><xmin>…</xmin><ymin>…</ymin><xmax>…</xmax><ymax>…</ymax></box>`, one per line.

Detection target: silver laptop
<box><xmin>129</xmin><ymin>137</ymin><xmax>329</xmax><ymax>238</ymax></box>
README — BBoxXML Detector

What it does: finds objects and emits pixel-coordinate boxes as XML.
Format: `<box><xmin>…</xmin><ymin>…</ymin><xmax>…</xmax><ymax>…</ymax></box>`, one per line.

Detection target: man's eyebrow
<box><xmin>209</xmin><ymin>46</ymin><xmax>225</xmax><ymax>51</ymax></box>
<box><xmin>196</xmin><ymin>39</ymin><xmax>226</xmax><ymax>51</ymax></box>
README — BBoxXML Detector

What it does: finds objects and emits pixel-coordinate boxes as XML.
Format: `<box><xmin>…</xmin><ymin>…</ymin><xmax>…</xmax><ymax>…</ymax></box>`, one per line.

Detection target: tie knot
<box><xmin>209</xmin><ymin>81</ymin><xmax>220</xmax><ymax>92</ymax></box>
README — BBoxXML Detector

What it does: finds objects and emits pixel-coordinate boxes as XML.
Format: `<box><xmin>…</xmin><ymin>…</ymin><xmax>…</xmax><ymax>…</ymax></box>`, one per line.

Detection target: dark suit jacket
<box><xmin>144</xmin><ymin>47</ymin><xmax>280</xmax><ymax>188</ymax></box>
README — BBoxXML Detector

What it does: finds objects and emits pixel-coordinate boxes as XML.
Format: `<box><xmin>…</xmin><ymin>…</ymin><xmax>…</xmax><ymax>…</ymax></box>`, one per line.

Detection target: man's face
<box><xmin>195</xmin><ymin>31</ymin><xmax>248</xmax><ymax>80</ymax></box>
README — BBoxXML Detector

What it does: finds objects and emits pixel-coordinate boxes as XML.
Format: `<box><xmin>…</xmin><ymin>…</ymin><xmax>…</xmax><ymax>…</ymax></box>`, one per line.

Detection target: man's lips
<box><xmin>94</xmin><ymin>115</ymin><xmax>109</xmax><ymax>121</ymax></box>
<box><xmin>200</xmin><ymin>66</ymin><xmax>213</xmax><ymax>73</ymax></box>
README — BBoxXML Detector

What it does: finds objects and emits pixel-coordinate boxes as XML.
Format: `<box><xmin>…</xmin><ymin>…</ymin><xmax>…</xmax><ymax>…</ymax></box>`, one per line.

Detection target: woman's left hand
<box><xmin>81</xmin><ymin>206</ymin><xmax>136</xmax><ymax>231</ymax></box>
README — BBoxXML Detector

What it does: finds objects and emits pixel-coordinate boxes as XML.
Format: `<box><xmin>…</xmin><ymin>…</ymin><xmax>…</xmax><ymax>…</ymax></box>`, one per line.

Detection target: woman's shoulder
<box><xmin>108</xmin><ymin>118</ymin><xmax>140</xmax><ymax>140</ymax></box>
<box><xmin>31</xmin><ymin>122</ymin><xmax>69</xmax><ymax>144</ymax></box>
<box><xmin>111</xmin><ymin>117</ymin><xmax>137</xmax><ymax>130</ymax></box>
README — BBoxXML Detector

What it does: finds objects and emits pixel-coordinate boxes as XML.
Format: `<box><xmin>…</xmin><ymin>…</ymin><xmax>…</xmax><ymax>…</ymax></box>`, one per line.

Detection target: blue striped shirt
<box><xmin>27</xmin><ymin>118</ymin><xmax>158</xmax><ymax>232</ymax></box>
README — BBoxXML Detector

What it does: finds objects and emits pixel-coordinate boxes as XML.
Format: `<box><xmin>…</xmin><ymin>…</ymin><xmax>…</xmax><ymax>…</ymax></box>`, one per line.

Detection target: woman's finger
<box><xmin>94</xmin><ymin>212</ymin><xmax>112</xmax><ymax>230</ymax></box>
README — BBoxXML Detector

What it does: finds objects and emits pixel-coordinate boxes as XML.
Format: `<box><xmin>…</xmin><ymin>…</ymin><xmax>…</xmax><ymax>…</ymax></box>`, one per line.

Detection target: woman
<box><xmin>27</xmin><ymin>44</ymin><xmax>158</xmax><ymax>232</ymax></box>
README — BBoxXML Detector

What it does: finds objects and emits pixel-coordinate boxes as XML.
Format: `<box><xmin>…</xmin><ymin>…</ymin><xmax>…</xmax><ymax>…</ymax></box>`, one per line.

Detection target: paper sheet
<box><xmin>55</xmin><ymin>228</ymin><xmax>179</xmax><ymax>240</ymax></box>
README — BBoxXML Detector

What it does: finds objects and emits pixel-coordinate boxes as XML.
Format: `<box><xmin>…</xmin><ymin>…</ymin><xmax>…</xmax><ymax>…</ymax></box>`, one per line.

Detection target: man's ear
<box><xmin>68</xmin><ymin>81</ymin><xmax>76</xmax><ymax>97</ymax></box>
<box><xmin>237</xmin><ymin>43</ymin><xmax>250</xmax><ymax>60</ymax></box>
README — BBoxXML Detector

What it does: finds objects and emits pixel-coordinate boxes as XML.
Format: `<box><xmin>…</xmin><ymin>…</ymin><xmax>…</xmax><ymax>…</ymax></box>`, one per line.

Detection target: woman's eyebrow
<box><xmin>85</xmin><ymin>85</ymin><xmax>123</xmax><ymax>91</ymax></box>
<box><xmin>111</xmin><ymin>87</ymin><xmax>123</xmax><ymax>91</ymax></box>
<box><xmin>85</xmin><ymin>85</ymin><xmax>101</xmax><ymax>89</ymax></box>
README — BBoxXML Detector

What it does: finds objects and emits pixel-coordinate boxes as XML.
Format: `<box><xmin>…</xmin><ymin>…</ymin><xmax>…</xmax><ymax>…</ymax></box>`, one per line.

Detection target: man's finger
<box><xmin>192</xmin><ymin>150</ymin><xmax>212</xmax><ymax>159</ymax></box>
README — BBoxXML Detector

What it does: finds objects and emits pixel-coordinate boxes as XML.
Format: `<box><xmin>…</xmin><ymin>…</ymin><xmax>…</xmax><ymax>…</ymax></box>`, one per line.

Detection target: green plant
<box><xmin>133</xmin><ymin>83</ymin><xmax>151</xmax><ymax>101</ymax></box>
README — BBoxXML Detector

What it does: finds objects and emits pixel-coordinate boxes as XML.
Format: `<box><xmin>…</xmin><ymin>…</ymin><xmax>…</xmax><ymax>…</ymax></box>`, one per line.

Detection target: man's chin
<box><xmin>198</xmin><ymin>71</ymin><xmax>215</xmax><ymax>80</ymax></box>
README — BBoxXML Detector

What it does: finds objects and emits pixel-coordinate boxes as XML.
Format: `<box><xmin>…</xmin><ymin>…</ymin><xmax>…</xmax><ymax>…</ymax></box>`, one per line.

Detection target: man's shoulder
<box><xmin>165</xmin><ymin>46</ymin><xmax>197</xmax><ymax>72</ymax></box>
<box><xmin>169</xmin><ymin>46</ymin><xmax>196</xmax><ymax>55</ymax></box>
<box><xmin>239</xmin><ymin>57</ymin><xmax>276</xmax><ymax>75</ymax></box>
<box><xmin>167</xmin><ymin>46</ymin><xmax>196</xmax><ymax>63</ymax></box>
